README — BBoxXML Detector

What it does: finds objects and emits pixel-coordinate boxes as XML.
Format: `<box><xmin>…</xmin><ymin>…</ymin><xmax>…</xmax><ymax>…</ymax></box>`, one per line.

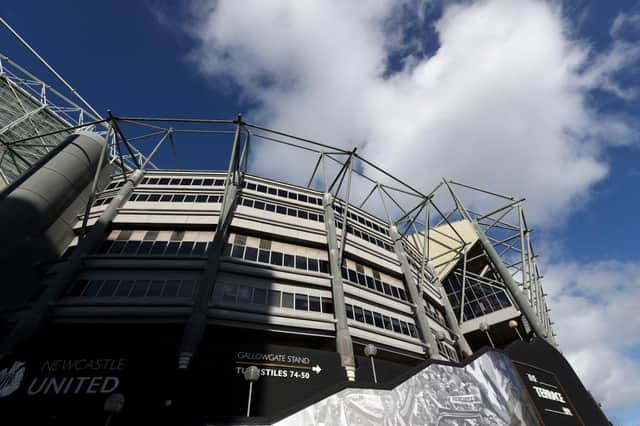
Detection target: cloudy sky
<box><xmin>2</xmin><ymin>0</ymin><xmax>640</xmax><ymax>423</ymax></box>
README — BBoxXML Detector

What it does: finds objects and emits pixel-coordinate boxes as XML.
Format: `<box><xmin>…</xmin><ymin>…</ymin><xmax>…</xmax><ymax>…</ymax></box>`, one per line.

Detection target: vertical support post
<box><xmin>177</xmin><ymin>115</ymin><xmax>244</xmax><ymax>370</ymax></box>
<box><xmin>389</xmin><ymin>225</ymin><xmax>440</xmax><ymax>359</ymax></box>
<box><xmin>322</xmin><ymin>193</ymin><xmax>356</xmax><ymax>381</ymax></box>
<box><xmin>517</xmin><ymin>204</ymin><xmax>532</xmax><ymax>304</ymax></box>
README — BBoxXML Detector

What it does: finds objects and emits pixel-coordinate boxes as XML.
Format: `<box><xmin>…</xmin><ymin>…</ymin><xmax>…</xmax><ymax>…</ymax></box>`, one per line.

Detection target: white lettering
<box><xmin>87</xmin><ymin>377</ymin><xmax>102</xmax><ymax>394</ymax></box>
<box><xmin>100</xmin><ymin>377</ymin><xmax>119</xmax><ymax>393</ymax></box>
<box><xmin>533</xmin><ymin>386</ymin><xmax>566</xmax><ymax>403</ymax></box>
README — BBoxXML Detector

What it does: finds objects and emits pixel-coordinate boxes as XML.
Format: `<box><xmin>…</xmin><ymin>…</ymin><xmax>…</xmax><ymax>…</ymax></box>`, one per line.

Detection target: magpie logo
<box><xmin>0</xmin><ymin>361</ymin><xmax>25</xmax><ymax>397</ymax></box>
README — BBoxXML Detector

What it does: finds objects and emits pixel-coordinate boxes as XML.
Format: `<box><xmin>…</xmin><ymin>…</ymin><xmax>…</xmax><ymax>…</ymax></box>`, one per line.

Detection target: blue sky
<box><xmin>2</xmin><ymin>0</ymin><xmax>640</xmax><ymax>423</ymax></box>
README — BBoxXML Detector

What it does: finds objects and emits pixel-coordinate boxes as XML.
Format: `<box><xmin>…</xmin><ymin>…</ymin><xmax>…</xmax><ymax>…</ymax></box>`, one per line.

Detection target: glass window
<box><xmin>287</xmin><ymin>208</ymin><xmax>297</xmax><ymax>217</ymax></box>
<box><xmin>345</xmin><ymin>303</ymin><xmax>354</xmax><ymax>319</ymax></box>
<box><xmin>408</xmin><ymin>323</ymin><xmax>418</xmax><ymax>338</ymax></box>
<box><xmin>268</xmin><ymin>290</ymin><xmax>281</xmax><ymax>307</ymax></box>
<box><xmin>276</xmin><ymin>205</ymin><xmax>287</xmax><ymax>215</ymax></box>
<box><xmin>222</xmin><ymin>243</ymin><xmax>232</xmax><ymax>257</ymax></box>
<box><xmin>83</xmin><ymin>280</ymin><xmax>103</xmax><ymax>297</ymax></box>
<box><xmin>115</xmin><ymin>280</ymin><xmax>133</xmax><ymax>297</ymax></box>
<box><xmin>180</xmin><ymin>178</ymin><xmax>192</xmax><ymax>186</ymax></box>
<box><xmin>297</xmin><ymin>210</ymin><xmax>308</xmax><ymax>220</ymax></box>
<box><xmin>148</xmin><ymin>178</ymin><xmax>159</xmax><ymax>185</ymax></box>
<box><xmin>400</xmin><ymin>321</ymin><xmax>410</xmax><ymax>336</ymax></box>
<box><xmin>222</xmin><ymin>283</ymin><xmax>237</xmax><ymax>304</ymax></box>
<box><xmin>214</xmin><ymin>179</ymin><xmax>224</xmax><ymax>186</ymax></box>
<box><xmin>295</xmin><ymin>294</ymin><xmax>308</xmax><ymax>311</ymax></box>
<box><xmin>164</xmin><ymin>241</ymin><xmax>180</xmax><ymax>255</ymax></box>
<box><xmin>268</xmin><ymin>187</ymin><xmax>277</xmax><ymax>195</ymax></box>
<box><xmin>96</xmin><ymin>280</ymin><xmax>118</xmax><ymax>297</ymax></box>
<box><xmin>158</xmin><ymin>178</ymin><xmax>170</xmax><ymax>185</ymax></box>
<box><xmin>238</xmin><ymin>286</ymin><xmax>252</xmax><ymax>304</ymax></box>
<box><xmin>192</xmin><ymin>242</ymin><xmax>208</xmax><ymax>255</ymax></box>
<box><xmin>278</xmin><ymin>189</ymin><xmax>287</xmax><ymax>198</ymax></box>
<box><xmin>196</xmin><ymin>195</ymin><xmax>207</xmax><ymax>203</ymax></box>
<box><xmin>373</xmin><ymin>312</ymin><xmax>383</xmax><ymax>328</ymax></box>
<box><xmin>321</xmin><ymin>298</ymin><xmax>334</xmax><ymax>314</ymax></box>
<box><xmin>309</xmin><ymin>296</ymin><xmax>321</xmax><ymax>312</ymax></box>
<box><xmin>244</xmin><ymin>246</ymin><xmax>258</xmax><ymax>261</ymax></box>
<box><xmin>398</xmin><ymin>289</ymin><xmax>407</xmax><ymax>301</ymax></box>
<box><xmin>203</xmin><ymin>179</ymin><xmax>214</xmax><ymax>186</ymax></box>
<box><xmin>253</xmin><ymin>288</ymin><xmax>267</xmax><ymax>305</ymax></box>
<box><xmin>364</xmin><ymin>310</ymin><xmax>374</xmax><ymax>325</ymax></box>
<box><xmin>163</xmin><ymin>280</ymin><xmax>180</xmax><ymax>297</ymax></box>
<box><xmin>391</xmin><ymin>287</ymin><xmax>400</xmax><ymax>299</ymax></box>
<box><xmin>123</xmin><ymin>241</ymin><xmax>141</xmax><ymax>255</ymax></box>
<box><xmin>319</xmin><ymin>260</ymin><xmax>329</xmax><ymax>274</ymax></box>
<box><xmin>282</xmin><ymin>292</ymin><xmax>294</xmax><ymax>308</ymax></box>
<box><xmin>192</xmin><ymin>179</ymin><xmax>203</xmax><ymax>186</ymax></box>
<box><xmin>109</xmin><ymin>241</ymin><xmax>125</xmax><ymax>254</ymax></box>
<box><xmin>253</xmin><ymin>200</ymin><xmax>265</xmax><ymax>210</ymax></box>
<box><xmin>184</xmin><ymin>195</ymin><xmax>196</xmax><ymax>202</ymax></box>
<box><xmin>137</xmin><ymin>194</ymin><xmax>149</xmax><ymax>202</ymax></box>
<box><xmin>307</xmin><ymin>258</ymin><xmax>319</xmax><ymax>272</ymax></box>
<box><xmin>150</xmin><ymin>241</ymin><xmax>167</xmax><ymax>255</ymax></box>
<box><xmin>177</xmin><ymin>241</ymin><xmax>194</xmax><ymax>255</ymax></box>
<box><xmin>270</xmin><ymin>251</ymin><xmax>283</xmax><ymax>266</ymax></box>
<box><xmin>383</xmin><ymin>283</ymin><xmax>392</xmax><ymax>295</ymax></box>
<box><xmin>283</xmin><ymin>254</ymin><xmax>295</xmax><ymax>268</ymax></box>
<box><xmin>288</xmin><ymin>192</ymin><xmax>297</xmax><ymax>200</ymax></box>
<box><xmin>348</xmin><ymin>269</ymin><xmax>358</xmax><ymax>283</ymax></box>
<box><xmin>231</xmin><ymin>245</ymin><xmax>245</xmax><ymax>259</ymax></box>
<box><xmin>148</xmin><ymin>280</ymin><xmax>164</xmax><ymax>297</ymax></box>
<box><xmin>178</xmin><ymin>280</ymin><xmax>195</xmax><ymax>297</ymax></box>
<box><xmin>130</xmin><ymin>280</ymin><xmax>149</xmax><ymax>297</ymax></box>
<box><xmin>160</xmin><ymin>194</ymin><xmax>172</xmax><ymax>202</ymax></box>
<box><xmin>247</xmin><ymin>183</ymin><xmax>257</xmax><ymax>190</ymax></box>
<box><xmin>309</xmin><ymin>213</ymin><xmax>318</xmax><ymax>221</ymax></box>
<box><xmin>169</xmin><ymin>178</ymin><xmax>181</xmax><ymax>185</ymax></box>
<box><xmin>365</xmin><ymin>276</ymin><xmax>375</xmax><ymax>289</ymax></box>
<box><xmin>265</xmin><ymin>203</ymin><xmax>276</xmax><ymax>212</ymax></box>
<box><xmin>242</xmin><ymin>198</ymin><xmax>253</xmax><ymax>207</ymax></box>
<box><xmin>354</xmin><ymin>306</ymin><xmax>365</xmax><ymax>322</ymax></box>
<box><xmin>257</xmin><ymin>184</ymin><xmax>267</xmax><ymax>193</ymax></box>
<box><xmin>172</xmin><ymin>194</ymin><xmax>185</xmax><ymax>202</ymax></box>
<box><xmin>148</xmin><ymin>194</ymin><xmax>161</xmax><ymax>202</ymax></box>
<box><xmin>357</xmin><ymin>273</ymin><xmax>367</xmax><ymax>286</ymax></box>
<box><xmin>383</xmin><ymin>315</ymin><xmax>392</xmax><ymax>331</ymax></box>
<box><xmin>295</xmin><ymin>256</ymin><xmax>307</xmax><ymax>270</ymax></box>
<box><xmin>97</xmin><ymin>240</ymin><xmax>113</xmax><ymax>254</ymax></box>
<box><xmin>258</xmin><ymin>249</ymin><xmax>270</xmax><ymax>263</ymax></box>
<box><xmin>298</xmin><ymin>194</ymin><xmax>308</xmax><ymax>203</ymax></box>
<box><xmin>391</xmin><ymin>318</ymin><xmax>402</xmax><ymax>333</ymax></box>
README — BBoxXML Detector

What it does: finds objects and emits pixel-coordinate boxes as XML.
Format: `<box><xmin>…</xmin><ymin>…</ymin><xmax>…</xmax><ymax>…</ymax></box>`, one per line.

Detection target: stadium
<box><xmin>0</xmin><ymin>17</ymin><xmax>609</xmax><ymax>425</ymax></box>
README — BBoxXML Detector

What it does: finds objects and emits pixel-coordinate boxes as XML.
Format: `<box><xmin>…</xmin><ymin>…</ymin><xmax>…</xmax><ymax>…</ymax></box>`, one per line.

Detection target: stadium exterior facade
<box><xmin>0</xmin><ymin>20</ymin><xmax>609</xmax><ymax>426</ymax></box>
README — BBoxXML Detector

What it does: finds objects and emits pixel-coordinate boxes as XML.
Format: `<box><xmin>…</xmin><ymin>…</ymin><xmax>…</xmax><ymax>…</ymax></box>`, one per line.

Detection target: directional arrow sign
<box><xmin>312</xmin><ymin>365</ymin><xmax>322</xmax><ymax>374</ymax></box>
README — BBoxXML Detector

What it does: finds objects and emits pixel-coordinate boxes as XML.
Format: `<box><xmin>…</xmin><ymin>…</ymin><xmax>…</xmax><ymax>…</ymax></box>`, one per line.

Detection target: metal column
<box><xmin>389</xmin><ymin>225</ymin><xmax>440</xmax><ymax>359</ymax></box>
<box><xmin>177</xmin><ymin>116</ymin><xmax>243</xmax><ymax>369</ymax></box>
<box><xmin>322</xmin><ymin>193</ymin><xmax>356</xmax><ymax>381</ymax></box>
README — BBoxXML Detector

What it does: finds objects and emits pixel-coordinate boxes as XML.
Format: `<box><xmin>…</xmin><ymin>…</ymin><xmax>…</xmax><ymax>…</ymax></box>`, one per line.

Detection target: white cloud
<box><xmin>544</xmin><ymin>260</ymin><xmax>640</xmax><ymax>409</ymax></box>
<box><xmin>181</xmin><ymin>0</ymin><xmax>639</xmax><ymax>226</ymax></box>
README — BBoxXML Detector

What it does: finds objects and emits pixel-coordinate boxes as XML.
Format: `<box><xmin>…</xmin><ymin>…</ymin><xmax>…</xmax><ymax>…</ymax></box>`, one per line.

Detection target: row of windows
<box><xmin>345</xmin><ymin>303</ymin><xmax>418</xmax><ymax>339</ymax></box>
<box><xmin>104</xmin><ymin>180</ymin><xmax>125</xmax><ymax>191</ymax></box>
<box><xmin>340</xmin><ymin>265</ymin><xmax>408</xmax><ymax>302</ymax></box>
<box><xmin>240</xmin><ymin>196</ymin><xmax>325</xmax><ymax>223</ymax></box>
<box><xmin>94</xmin><ymin>196</ymin><xmax>114</xmax><ymax>206</ymax></box>
<box><xmin>242</xmin><ymin>180</ymin><xmax>323</xmax><ymax>206</ymax></box>
<box><xmin>142</xmin><ymin>176</ymin><xmax>226</xmax><ymax>187</ymax></box>
<box><xmin>97</xmin><ymin>239</ymin><xmax>211</xmax><ymax>257</ymax></box>
<box><xmin>67</xmin><ymin>279</ymin><xmax>196</xmax><ymax>298</ymax></box>
<box><xmin>335</xmin><ymin>220</ymin><xmax>395</xmax><ymax>253</ymax></box>
<box><xmin>435</xmin><ymin>339</ymin><xmax>459</xmax><ymax>361</ymax></box>
<box><xmin>223</xmin><ymin>240</ymin><xmax>330</xmax><ymax>274</ymax></box>
<box><xmin>128</xmin><ymin>192</ymin><xmax>224</xmax><ymax>204</ymax></box>
<box><xmin>444</xmin><ymin>271</ymin><xmax>513</xmax><ymax>322</ymax></box>
<box><xmin>220</xmin><ymin>283</ymin><xmax>334</xmax><ymax>314</ymax></box>
<box><xmin>334</xmin><ymin>205</ymin><xmax>390</xmax><ymax>237</ymax></box>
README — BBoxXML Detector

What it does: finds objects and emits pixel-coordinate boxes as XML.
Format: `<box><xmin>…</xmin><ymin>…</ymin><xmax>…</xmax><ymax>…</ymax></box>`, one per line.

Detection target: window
<box><xmin>295</xmin><ymin>256</ymin><xmax>307</xmax><ymax>270</ymax></box>
<box><xmin>268</xmin><ymin>290</ymin><xmax>281</xmax><ymax>307</ymax></box>
<box><xmin>253</xmin><ymin>288</ymin><xmax>267</xmax><ymax>305</ymax></box>
<box><xmin>295</xmin><ymin>294</ymin><xmax>309</xmax><ymax>311</ymax></box>
<box><xmin>309</xmin><ymin>296</ymin><xmax>321</xmax><ymax>312</ymax></box>
<box><xmin>148</xmin><ymin>280</ymin><xmax>164</xmax><ymax>297</ymax></box>
<box><xmin>238</xmin><ymin>286</ymin><xmax>252</xmax><ymax>304</ymax></box>
<box><xmin>130</xmin><ymin>280</ymin><xmax>149</xmax><ymax>297</ymax></box>
<box><xmin>258</xmin><ymin>249</ymin><xmax>270</xmax><ymax>263</ymax></box>
<box><xmin>282</xmin><ymin>292</ymin><xmax>294</xmax><ymax>308</ymax></box>
<box><xmin>222</xmin><ymin>284</ymin><xmax>237</xmax><ymax>304</ymax></box>
<box><xmin>373</xmin><ymin>312</ymin><xmax>383</xmax><ymax>328</ymax></box>
<box><xmin>345</xmin><ymin>304</ymin><xmax>354</xmax><ymax>319</ymax></box>
<box><xmin>179</xmin><ymin>280</ymin><xmax>195</xmax><ymax>297</ymax></box>
<box><xmin>321</xmin><ymin>298</ymin><xmax>333</xmax><ymax>314</ymax></box>
<box><xmin>244</xmin><ymin>247</ymin><xmax>258</xmax><ymax>262</ymax></box>
<box><xmin>364</xmin><ymin>310</ymin><xmax>374</xmax><ymax>325</ymax></box>
<box><xmin>270</xmin><ymin>251</ymin><xmax>283</xmax><ymax>266</ymax></box>
<box><xmin>354</xmin><ymin>306</ymin><xmax>365</xmax><ymax>322</ymax></box>
<box><xmin>115</xmin><ymin>280</ymin><xmax>133</xmax><ymax>297</ymax></box>
<box><xmin>163</xmin><ymin>280</ymin><xmax>180</xmax><ymax>297</ymax></box>
<box><xmin>83</xmin><ymin>280</ymin><xmax>103</xmax><ymax>297</ymax></box>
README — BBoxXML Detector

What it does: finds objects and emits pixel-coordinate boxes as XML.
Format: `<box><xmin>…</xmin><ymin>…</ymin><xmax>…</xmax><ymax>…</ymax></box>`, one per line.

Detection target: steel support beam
<box><xmin>389</xmin><ymin>225</ymin><xmax>440</xmax><ymax>359</ymax></box>
<box><xmin>322</xmin><ymin>193</ymin><xmax>356</xmax><ymax>381</ymax></box>
<box><xmin>177</xmin><ymin>116</ymin><xmax>243</xmax><ymax>370</ymax></box>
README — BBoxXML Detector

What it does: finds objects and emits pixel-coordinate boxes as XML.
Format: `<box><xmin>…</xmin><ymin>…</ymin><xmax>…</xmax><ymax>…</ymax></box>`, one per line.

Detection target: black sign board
<box><xmin>513</xmin><ymin>361</ymin><xmax>582</xmax><ymax>425</ymax></box>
